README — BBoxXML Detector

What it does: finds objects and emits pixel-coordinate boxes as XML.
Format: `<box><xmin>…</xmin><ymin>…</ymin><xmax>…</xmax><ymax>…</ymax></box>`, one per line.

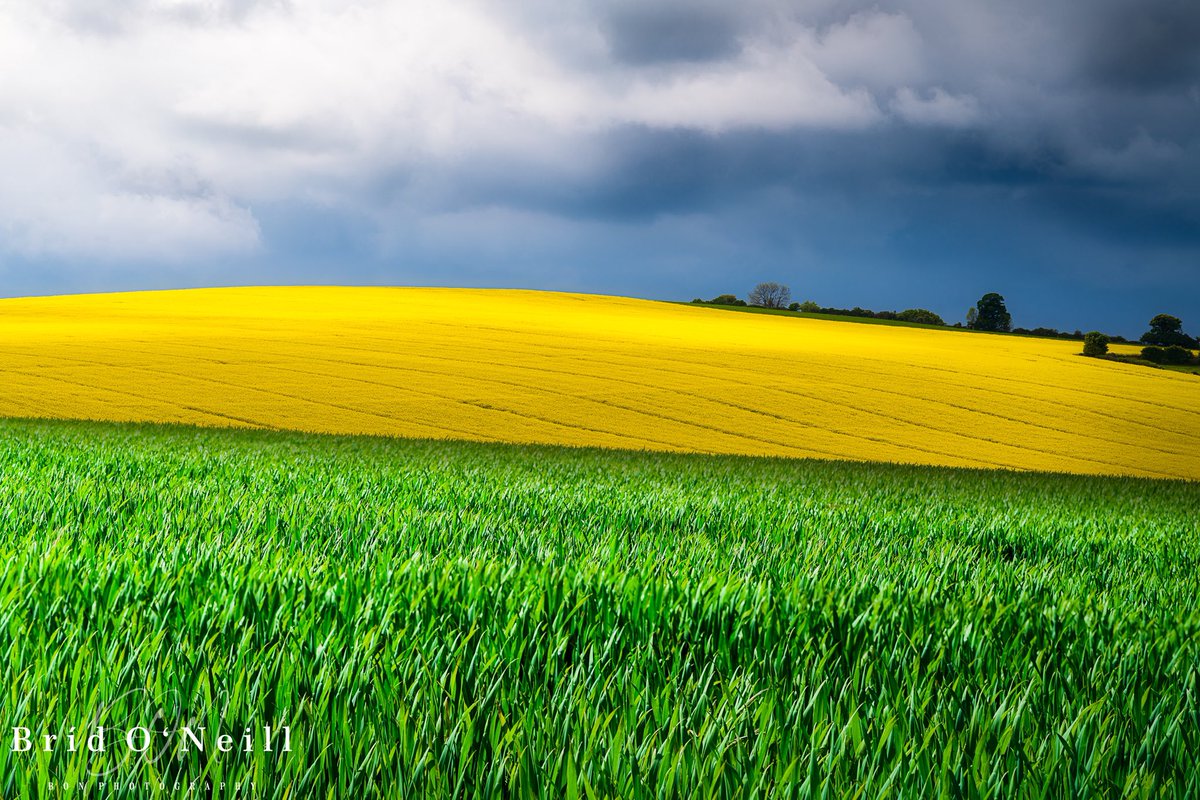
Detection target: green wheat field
<box><xmin>1</xmin><ymin>418</ymin><xmax>1198</xmax><ymax>798</ymax></box>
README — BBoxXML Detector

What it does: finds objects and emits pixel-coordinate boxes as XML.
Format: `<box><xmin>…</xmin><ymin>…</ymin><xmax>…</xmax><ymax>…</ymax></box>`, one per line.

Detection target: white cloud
<box><xmin>0</xmin><ymin>0</ymin><xmax>998</xmax><ymax>265</ymax></box>
<box><xmin>0</xmin><ymin>124</ymin><xmax>261</xmax><ymax>262</ymax></box>
<box><xmin>616</xmin><ymin>40</ymin><xmax>882</xmax><ymax>132</ymax></box>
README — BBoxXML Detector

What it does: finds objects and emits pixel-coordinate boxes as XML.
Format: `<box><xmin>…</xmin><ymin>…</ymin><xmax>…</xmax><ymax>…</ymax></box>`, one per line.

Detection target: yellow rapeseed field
<box><xmin>0</xmin><ymin>287</ymin><xmax>1196</xmax><ymax>479</ymax></box>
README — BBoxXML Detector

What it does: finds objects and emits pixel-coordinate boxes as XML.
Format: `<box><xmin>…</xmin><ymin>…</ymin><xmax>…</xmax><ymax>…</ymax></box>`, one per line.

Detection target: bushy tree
<box><xmin>748</xmin><ymin>282</ymin><xmax>791</xmax><ymax>309</ymax></box>
<box><xmin>1143</xmin><ymin>345</ymin><xmax>1196</xmax><ymax>365</ymax></box>
<box><xmin>1162</xmin><ymin>345</ymin><xmax>1196</xmax><ymax>365</ymax></box>
<box><xmin>708</xmin><ymin>294</ymin><xmax>746</xmax><ymax>307</ymax></box>
<box><xmin>969</xmin><ymin>293</ymin><xmax>1012</xmax><ymax>332</ymax></box>
<box><xmin>1082</xmin><ymin>331</ymin><xmax>1108</xmax><ymax>357</ymax></box>
<box><xmin>799</xmin><ymin>300</ymin><xmax>820</xmax><ymax>313</ymax></box>
<box><xmin>1140</xmin><ymin>314</ymin><xmax>1197</xmax><ymax>347</ymax></box>
<box><xmin>896</xmin><ymin>308</ymin><xmax>945</xmax><ymax>326</ymax></box>
<box><xmin>1141</xmin><ymin>346</ymin><xmax>1166</xmax><ymax>363</ymax></box>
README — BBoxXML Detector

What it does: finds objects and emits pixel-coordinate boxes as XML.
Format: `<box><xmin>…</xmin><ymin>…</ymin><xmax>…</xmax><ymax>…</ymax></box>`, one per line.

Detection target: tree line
<box><xmin>691</xmin><ymin>283</ymin><xmax>1199</xmax><ymax>367</ymax></box>
<box><xmin>692</xmin><ymin>284</ymin><xmax>949</xmax><ymax>327</ymax></box>
<box><xmin>692</xmin><ymin>284</ymin><xmax>1008</xmax><ymax>332</ymax></box>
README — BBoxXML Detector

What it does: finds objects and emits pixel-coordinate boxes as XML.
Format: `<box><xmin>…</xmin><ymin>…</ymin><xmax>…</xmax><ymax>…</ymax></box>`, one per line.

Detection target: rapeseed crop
<box><xmin>0</xmin><ymin>287</ymin><xmax>1196</xmax><ymax>478</ymax></box>
<box><xmin>0</xmin><ymin>420</ymin><xmax>1196</xmax><ymax>798</ymax></box>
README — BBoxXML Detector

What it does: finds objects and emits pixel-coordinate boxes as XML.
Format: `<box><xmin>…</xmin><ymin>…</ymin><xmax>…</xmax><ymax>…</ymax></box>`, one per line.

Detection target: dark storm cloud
<box><xmin>591</xmin><ymin>0</ymin><xmax>1200</xmax><ymax>258</ymax></box>
<box><xmin>1082</xmin><ymin>0</ymin><xmax>1200</xmax><ymax>91</ymax></box>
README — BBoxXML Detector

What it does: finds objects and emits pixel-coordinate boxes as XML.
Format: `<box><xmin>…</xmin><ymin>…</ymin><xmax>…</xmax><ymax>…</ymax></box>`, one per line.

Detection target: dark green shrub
<box><xmin>1082</xmin><ymin>331</ymin><xmax>1109</xmax><ymax>357</ymax></box>
<box><xmin>1142</xmin><ymin>346</ymin><xmax>1166</xmax><ymax>364</ymax></box>
<box><xmin>897</xmin><ymin>308</ymin><xmax>946</xmax><ymax>326</ymax></box>
<box><xmin>1162</xmin><ymin>345</ymin><xmax>1195</xmax><ymax>365</ymax></box>
<box><xmin>708</xmin><ymin>294</ymin><xmax>746</xmax><ymax>307</ymax></box>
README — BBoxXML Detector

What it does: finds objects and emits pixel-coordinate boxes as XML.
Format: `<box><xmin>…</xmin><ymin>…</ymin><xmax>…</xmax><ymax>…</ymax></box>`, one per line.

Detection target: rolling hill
<box><xmin>0</xmin><ymin>286</ymin><xmax>1196</xmax><ymax>479</ymax></box>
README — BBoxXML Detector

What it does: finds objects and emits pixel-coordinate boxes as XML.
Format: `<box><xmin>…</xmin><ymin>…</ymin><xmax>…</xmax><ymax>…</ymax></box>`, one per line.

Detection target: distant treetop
<box><xmin>896</xmin><ymin>308</ymin><xmax>945</xmax><ymax>326</ymax></box>
<box><xmin>1141</xmin><ymin>314</ymin><xmax>1197</xmax><ymax>348</ymax></box>
<box><xmin>969</xmin><ymin>293</ymin><xmax>1012</xmax><ymax>332</ymax></box>
<box><xmin>695</xmin><ymin>293</ymin><xmax>747</xmax><ymax>307</ymax></box>
<box><xmin>748</xmin><ymin>282</ymin><xmax>791</xmax><ymax>309</ymax></box>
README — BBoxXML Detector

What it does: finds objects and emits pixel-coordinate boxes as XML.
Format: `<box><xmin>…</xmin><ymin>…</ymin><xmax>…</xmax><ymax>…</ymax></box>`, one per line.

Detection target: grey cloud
<box><xmin>46</xmin><ymin>0</ymin><xmax>291</xmax><ymax>35</ymax></box>
<box><xmin>174</xmin><ymin>116</ymin><xmax>352</xmax><ymax>156</ymax></box>
<box><xmin>1082</xmin><ymin>0</ymin><xmax>1200</xmax><ymax>91</ymax></box>
<box><xmin>601</xmin><ymin>3</ymin><xmax>744</xmax><ymax>65</ymax></box>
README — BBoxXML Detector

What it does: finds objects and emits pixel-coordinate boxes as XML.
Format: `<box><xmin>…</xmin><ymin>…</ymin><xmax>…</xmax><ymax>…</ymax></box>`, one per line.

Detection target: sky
<box><xmin>1</xmin><ymin>0</ymin><xmax>1198</xmax><ymax>337</ymax></box>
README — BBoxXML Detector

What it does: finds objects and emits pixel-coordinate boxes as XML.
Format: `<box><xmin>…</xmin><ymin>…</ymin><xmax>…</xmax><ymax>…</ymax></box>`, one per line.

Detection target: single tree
<box><xmin>1140</xmin><ymin>314</ymin><xmax>1197</xmax><ymax>347</ymax></box>
<box><xmin>970</xmin><ymin>293</ymin><xmax>1012</xmax><ymax>332</ymax></box>
<box><xmin>1146</xmin><ymin>313</ymin><xmax>1182</xmax><ymax>337</ymax></box>
<box><xmin>966</xmin><ymin>307</ymin><xmax>978</xmax><ymax>328</ymax></box>
<box><xmin>748</xmin><ymin>282</ymin><xmax>791</xmax><ymax>309</ymax></box>
<box><xmin>1082</xmin><ymin>331</ymin><xmax>1108</xmax><ymax>357</ymax></box>
<box><xmin>799</xmin><ymin>300</ymin><xmax>820</xmax><ymax>313</ymax></box>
